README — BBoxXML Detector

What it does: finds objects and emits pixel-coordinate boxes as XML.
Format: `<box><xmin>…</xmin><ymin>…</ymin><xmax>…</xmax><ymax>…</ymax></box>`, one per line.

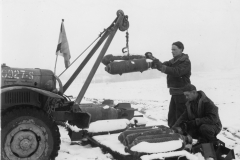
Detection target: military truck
<box><xmin>1</xmin><ymin>10</ymin><xmax>132</xmax><ymax>160</ymax></box>
<box><xmin>1</xmin><ymin>64</ymin><xmax>68</xmax><ymax>159</ymax></box>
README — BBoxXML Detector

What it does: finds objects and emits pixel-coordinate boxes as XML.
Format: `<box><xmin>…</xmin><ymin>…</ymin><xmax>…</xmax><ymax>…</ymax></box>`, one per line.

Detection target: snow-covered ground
<box><xmin>57</xmin><ymin>68</ymin><xmax>240</xmax><ymax>160</ymax></box>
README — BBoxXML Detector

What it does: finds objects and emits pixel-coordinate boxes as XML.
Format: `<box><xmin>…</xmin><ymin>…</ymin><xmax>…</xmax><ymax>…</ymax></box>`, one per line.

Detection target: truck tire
<box><xmin>1</xmin><ymin>107</ymin><xmax>61</xmax><ymax>160</ymax></box>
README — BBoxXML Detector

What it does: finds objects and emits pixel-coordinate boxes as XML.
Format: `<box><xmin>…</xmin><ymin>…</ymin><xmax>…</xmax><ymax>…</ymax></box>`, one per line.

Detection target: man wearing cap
<box><xmin>172</xmin><ymin>84</ymin><xmax>222</xmax><ymax>144</ymax></box>
<box><xmin>150</xmin><ymin>41</ymin><xmax>191</xmax><ymax>128</ymax></box>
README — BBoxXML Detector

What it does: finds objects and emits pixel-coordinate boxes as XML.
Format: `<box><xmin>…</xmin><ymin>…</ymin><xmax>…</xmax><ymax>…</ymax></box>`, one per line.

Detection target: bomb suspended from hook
<box><xmin>105</xmin><ymin>59</ymin><xmax>152</xmax><ymax>75</ymax></box>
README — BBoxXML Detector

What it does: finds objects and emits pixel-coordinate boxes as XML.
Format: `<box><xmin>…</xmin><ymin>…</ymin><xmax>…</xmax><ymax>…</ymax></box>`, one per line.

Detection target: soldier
<box><xmin>172</xmin><ymin>84</ymin><xmax>222</xmax><ymax>144</ymax></box>
<box><xmin>150</xmin><ymin>41</ymin><xmax>191</xmax><ymax>127</ymax></box>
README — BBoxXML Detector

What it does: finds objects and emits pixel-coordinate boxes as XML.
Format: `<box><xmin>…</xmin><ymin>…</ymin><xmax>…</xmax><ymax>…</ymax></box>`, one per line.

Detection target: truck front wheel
<box><xmin>1</xmin><ymin>107</ymin><xmax>61</xmax><ymax>160</ymax></box>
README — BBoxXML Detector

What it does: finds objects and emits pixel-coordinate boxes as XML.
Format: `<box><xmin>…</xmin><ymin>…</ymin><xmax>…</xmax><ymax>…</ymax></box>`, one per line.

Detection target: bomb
<box><xmin>105</xmin><ymin>59</ymin><xmax>152</xmax><ymax>75</ymax></box>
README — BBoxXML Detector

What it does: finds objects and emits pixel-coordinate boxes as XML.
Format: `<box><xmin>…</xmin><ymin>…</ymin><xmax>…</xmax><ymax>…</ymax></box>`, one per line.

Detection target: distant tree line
<box><xmin>92</xmin><ymin>69</ymin><xmax>164</xmax><ymax>83</ymax></box>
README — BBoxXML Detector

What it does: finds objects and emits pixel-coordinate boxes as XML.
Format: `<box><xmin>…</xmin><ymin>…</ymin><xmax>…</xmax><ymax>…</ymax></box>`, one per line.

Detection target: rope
<box><xmin>58</xmin><ymin>30</ymin><xmax>106</xmax><ymax>77</ymax></box>
<box><xmin>57</xmin><ymin>15</ymin><xmax>119</xmax><ymax>78</ymax></box>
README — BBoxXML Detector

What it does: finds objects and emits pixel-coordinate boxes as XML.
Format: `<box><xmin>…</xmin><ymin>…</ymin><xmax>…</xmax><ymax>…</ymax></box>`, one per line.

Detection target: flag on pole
<box><xmin>56</xmin><ymin>19</ymin><xmax>71</xmax><ymax>69</ymax></box>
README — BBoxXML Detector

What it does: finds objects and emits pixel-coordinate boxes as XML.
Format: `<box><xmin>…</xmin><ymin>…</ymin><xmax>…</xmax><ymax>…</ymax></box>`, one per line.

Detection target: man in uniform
<box><xmin>172</xmin><ymin>84</ymin><xmax>222</xmax><ymax>144</ymax></box>
<box><xmin>150</xmin><ymin>41</ymin><xmax>191</xmax><ymax>127</ymax></box>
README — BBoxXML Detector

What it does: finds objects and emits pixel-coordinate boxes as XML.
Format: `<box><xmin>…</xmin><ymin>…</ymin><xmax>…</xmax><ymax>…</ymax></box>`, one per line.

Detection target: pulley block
<box><xmin>119</xmin><ymin>15</ymin><xmax>129</xmax><ymax>31</ymax></box>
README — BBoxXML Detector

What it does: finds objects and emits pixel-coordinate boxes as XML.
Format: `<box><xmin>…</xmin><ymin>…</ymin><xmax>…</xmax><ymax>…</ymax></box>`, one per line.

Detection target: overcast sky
<box><xmin>2</xmin><ymin>0</ymin><xmax>240</xmax><ymax>77</ymax></box>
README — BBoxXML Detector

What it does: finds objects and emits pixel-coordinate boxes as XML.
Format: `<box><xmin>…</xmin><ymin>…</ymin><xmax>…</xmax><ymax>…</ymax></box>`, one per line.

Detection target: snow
<box><xmin>130</xmin><ymin>117</ymin><xmax>147</xmax><ymax>126</ymax></box>
<box><xmin>87</xmin><ymin>119</ymin><xmax>130</xmax><ymax>133</ymax></box>
<box><xmin>103</xmin><ymin>105</ymin><xmax>110</xmax><ymax>109</ymax></box>
<box><xmin>93</xmin><ymin>133</ymin><xmax>130</xmax><ymax>155</ymax></box>
<box><xmin>140</xmin><ymin>150</ymin><xmax>199</xmax><ymax>160</ymax></box>
<box><xmin>57</xmin><ymin>68</ymin><xmax>240</xmax><ymax>159</ymax></box>
<box><xmin>131</xmin><ymin>140</ymin><xmax>183</xmax><ymax>153</ymax></box>
<box><xmin>221</xmin><ymin>130</ymin><xmax>238</xmax><ymax>141</ymax></box>
<box><xmin>56</xmin><ymin>126</ymin><xmax>114</xmax><ymax>160</ymax></box>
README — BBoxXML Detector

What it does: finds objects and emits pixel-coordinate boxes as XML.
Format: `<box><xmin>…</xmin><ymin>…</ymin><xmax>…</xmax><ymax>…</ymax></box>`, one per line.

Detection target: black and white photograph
<box><xmin>1</xmin><ymin>0</ymin><xmax>240</xmax><ymax>160</ymax></box>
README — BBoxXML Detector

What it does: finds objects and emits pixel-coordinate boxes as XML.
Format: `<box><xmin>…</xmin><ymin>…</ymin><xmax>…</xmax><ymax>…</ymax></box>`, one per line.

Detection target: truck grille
<box><xmin>4</xmin><ymin>91</ymin><xmax>31</xmax><ymax>104</ymax></box>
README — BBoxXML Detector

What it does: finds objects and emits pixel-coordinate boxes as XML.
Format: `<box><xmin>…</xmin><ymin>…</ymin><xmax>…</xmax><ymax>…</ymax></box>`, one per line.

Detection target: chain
<box><xmin>126</xmin><ymin>30</ymin><xmax>129</xmax><ymax>56</ymax></box>
<box><xmin>122</xmin><ymin>30</ymin><xmax>130</xmax><ymax>58</ymax></box>
<box><xmin>44</xmin><ymin>97</ymin><xmax>62</xmax><ymax>117</ymax></box>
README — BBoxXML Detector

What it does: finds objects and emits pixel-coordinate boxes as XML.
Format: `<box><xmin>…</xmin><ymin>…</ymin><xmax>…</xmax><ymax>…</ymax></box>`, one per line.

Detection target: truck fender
<box><xmin>1</xmin><ymin>86</ymin><xmax>64</xmax><ymax>99</ymax></box>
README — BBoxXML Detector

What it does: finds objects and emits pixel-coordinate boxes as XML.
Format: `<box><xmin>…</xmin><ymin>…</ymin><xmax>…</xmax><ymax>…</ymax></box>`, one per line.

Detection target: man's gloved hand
<box><xmin>171</xmin><ymin>127</ymin><xmax>184</xmax><ymax>135</ymax></box>
<box><xmin>186</xmin><ymin>120</ymin><xmax>197</xmax><ymax>129</ymax></box>
<box><xmin>151</xmin><ymin>59</ymin><xmax>162</xmax><ymax>69</ymax></box>
<box><xmin>179</xmin><ymin>121</ymin><xmax>188</xmax><ymax>132</ymax></box>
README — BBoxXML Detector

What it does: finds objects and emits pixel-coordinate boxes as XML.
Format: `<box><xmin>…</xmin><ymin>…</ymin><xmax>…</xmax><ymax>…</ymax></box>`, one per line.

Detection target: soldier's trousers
<box><xmin>189</xmin><ymin>124</ymin><xmax>221</xmax><ymax>143</ymax></box>
<box><xmin>168</xmin><ymin>94</ymin><xmax>187</xmax><ymax>128</ymax></box>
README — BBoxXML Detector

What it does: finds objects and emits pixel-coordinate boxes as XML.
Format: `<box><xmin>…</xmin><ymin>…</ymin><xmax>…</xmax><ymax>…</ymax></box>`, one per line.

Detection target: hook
<box><xmin>122</xmin><ymin>47</ymin><xmax>128</xmax><ymax>53</ymax></box>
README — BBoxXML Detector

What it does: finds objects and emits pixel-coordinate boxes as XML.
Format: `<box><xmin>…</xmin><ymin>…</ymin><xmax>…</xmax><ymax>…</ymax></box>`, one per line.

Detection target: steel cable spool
<box><xmin>125</xmin><ymin>128</ymin><xmax>174</xmax><ymax>146</ymax></box>
<box><xmin>124</xmin><ymin>133</ymin><xmax>191</xmax><ymax>156</ymax></box>
<box><xmin>119</xmin><ymin>128</ymin><xmax>164</xmax><ymax>146</ymax></box>
<box><xmin>134</xmin><ymin>133</ymin><xmax>179</xmax><ymax>142</ymax></box>
<box><xmin>124</xmin><ymin>133</ymin><xmax>188</xmax><ymax>156</ymax></box>
<box><xmin>119</xmin><ymin>126</ymin><xmax>192</xmax><ymax>151</ymax></box>
<box><xmin>118</xmin><ymin>125</ymin><xmax>168</xmax><ymax>144</ymax></box>
<box><xmin>129</xmin><ymin>134</ymin><xmax>181</xmax><ymax>149</ymax></box>
<box><xmin>131</xmin><ymin>133</ymin><xmax>192</xmax><ymax>147</ymax></box>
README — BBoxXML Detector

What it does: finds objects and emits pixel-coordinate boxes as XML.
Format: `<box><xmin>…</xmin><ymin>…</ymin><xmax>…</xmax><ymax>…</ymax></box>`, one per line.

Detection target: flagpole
<box><xmin>54</xmin><ymin>19</ymin><xmax>64</xmax><ymax>75</ymax></box>
<box><xmin>54</xmin><ymin>54</ymin><xmax>58</xmax><ymax>75</ymax></box>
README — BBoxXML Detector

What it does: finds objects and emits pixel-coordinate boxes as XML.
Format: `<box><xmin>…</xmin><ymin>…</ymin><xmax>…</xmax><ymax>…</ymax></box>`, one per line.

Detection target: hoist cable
<box><xmin>58</xmin><ymin>16</ymin><xmax>119</xmax><ymax>78</ymax></box>
<box><xmin>126</xmin><ymin>30</ymin><xmax>129</xmax><ymax>57</ymax></box>
<box><xmin>58</xmin><ymin>30</ymin><xmax>106</xmax><ymax>78</ymax></box>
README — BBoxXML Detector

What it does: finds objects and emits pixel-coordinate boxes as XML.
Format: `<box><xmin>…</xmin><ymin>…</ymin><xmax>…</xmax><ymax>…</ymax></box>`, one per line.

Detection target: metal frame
<box><xmin>62</xmin><ymin>10</ymin><xmax>127</xmax><ymax>104</ymax></box>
